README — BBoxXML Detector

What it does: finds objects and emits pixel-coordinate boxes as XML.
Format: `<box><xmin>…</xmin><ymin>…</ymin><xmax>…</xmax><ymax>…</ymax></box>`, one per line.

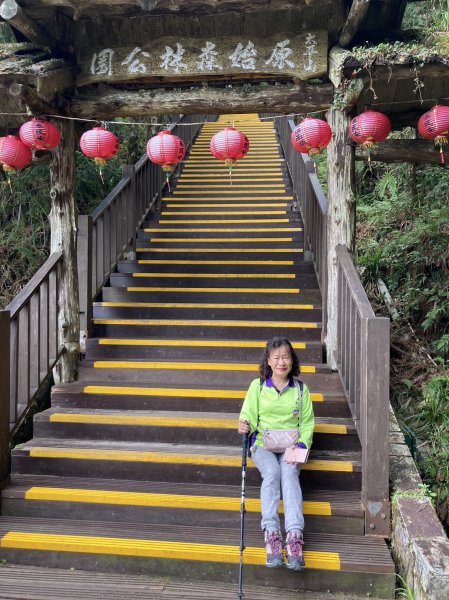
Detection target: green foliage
<box><xmin>403</xmin><ymin>0</ymin><xmax>449</xmax><ymax>34</ymax></box>
<box><xmin>0</xmin><ymin>164</ymin><xmax>51</xmax><ymax>307</ymax></box>
<box><xmin>357</xmin><ymin>160</ymin><xmax>449</xmax><ymax>335</ymax></box>
<box><xmin>395</xmin><ymin>574</ymin><xmax>415</xmax><ymax>600</ymax></box>
<box><xmin>412</xmin><ymin>377</ymin><xmax>449</xmax><ymax>529</ymax></box>
<box><xmin>356</xmin><ymin>147</ymin><xmax>449</xmax><ymax>533</ymax></box>
<box><xmin>0</xmin><ymin>151</ymin><xmax>123</xmax><ymax>309</ymax></box>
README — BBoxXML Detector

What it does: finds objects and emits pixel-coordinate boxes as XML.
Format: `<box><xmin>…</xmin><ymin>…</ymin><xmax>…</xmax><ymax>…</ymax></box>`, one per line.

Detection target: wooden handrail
<box><xmin>274</xmin><ymin>115</ymin><xmax>390</xmax><ymax>536</ymax></box>
<box><xmin>7</xmin><ymin>252</ymin><xmax>62</xmax><ymax>318</ymax></box>
<box><xmin>0</xmin><ymin>251</ymin><xmax>65</xmax><ymax>485</ymax></box>
<box><xmin>0</xmin><ymin>309</ymin><xmax>10</xmax><ymax>487</ymax></box>
<box><xmin>79</xmin><ymin>114</ymin><xmax>211</xmax><ymax>317</ymax></box>
<box><xmin>336</xmin><ymin>245</ymin><xmax>390</xmax><ymax>537</ymax></box>
<box><xmin>274</xmin><ymin>115</ymin><xmax>328</xmax><ymax>337</ymax></box>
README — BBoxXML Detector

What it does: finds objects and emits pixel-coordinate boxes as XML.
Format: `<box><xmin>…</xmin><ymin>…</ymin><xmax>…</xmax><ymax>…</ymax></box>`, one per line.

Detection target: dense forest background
<box><xmin>0</xmin><ymin>1</ymin><xmax>448</xmax><ymax>531</ymax></box>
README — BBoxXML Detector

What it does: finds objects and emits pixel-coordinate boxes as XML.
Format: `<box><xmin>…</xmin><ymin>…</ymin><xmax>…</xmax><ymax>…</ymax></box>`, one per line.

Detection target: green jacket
<box><xmin>239</xmin><ymin>377</ymin><xmax>314</xmax><ymax>449</ymax></box>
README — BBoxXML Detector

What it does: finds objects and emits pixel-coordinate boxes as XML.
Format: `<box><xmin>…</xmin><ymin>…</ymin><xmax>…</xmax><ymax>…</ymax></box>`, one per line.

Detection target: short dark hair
<box><xmin>259</xmin><ymin>337</ymin><xmax>300</xmax><ymax>380</ymax></box>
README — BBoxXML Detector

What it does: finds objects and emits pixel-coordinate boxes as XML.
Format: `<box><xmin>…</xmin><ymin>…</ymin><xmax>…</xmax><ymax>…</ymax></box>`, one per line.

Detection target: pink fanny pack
<box><xmin>262</xmin><ymin>429</ymin><xmax>299</xmax><ymax>452</ymax></box>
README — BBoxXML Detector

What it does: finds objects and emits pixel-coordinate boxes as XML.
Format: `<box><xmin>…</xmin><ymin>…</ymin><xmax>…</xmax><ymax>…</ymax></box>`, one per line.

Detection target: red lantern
<box><xmin>291</xmin><ymin>118</ymin><xmax>332</xmax><ymax>158</ymax></box>
<box><xmin>19</xmin><ymin>118</ymin><xmax>61</xmax><ymax>150</ymax></box>
<box><xmin>0</xmin><ymin>135</ymin><xmax>32</xmax><ymax>174</ymax></box>
<box><xmin>80</xmin><ymin>127</ymin><xmax>120</xmax><ymax>167</ymax></box>
<box><xmin>418</xmin><ymin>105</ymin><xmax>449</xmax><ymax>164</ymax></box>
<box><xmin>146</xmin><ymin>130</ymin><xmax>186</xmax><ymax>182</ymax></box>
<box><xmin>349</xmin><ymin>111</ymin><xmax>391</xmax><ymax>160</ymax></box>
<box><xmin>210</xmin><ymin>127</ymin><xmax>249</xmax><ymax>173</ymax></box>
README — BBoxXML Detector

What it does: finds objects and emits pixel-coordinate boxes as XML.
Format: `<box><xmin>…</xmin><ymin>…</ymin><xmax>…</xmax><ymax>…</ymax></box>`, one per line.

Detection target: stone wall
<box><xmin>390</xmin><ymin>407</ymin><xmax>449</xmax><ymax>599</ymax></box>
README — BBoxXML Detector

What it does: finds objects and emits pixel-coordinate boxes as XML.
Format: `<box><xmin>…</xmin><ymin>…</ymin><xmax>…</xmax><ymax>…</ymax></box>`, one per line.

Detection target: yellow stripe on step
<box><xmin>48</xmin><ymin>414</ymin><xmax>344</xmax><ymax>434</ymax></box>
<box><xmin>84</xmin><ymin>385</ymin><xmax>246</xmax><ymax>399</ymax></box>
<box><xmin>82</xmin><ymin>385</ymin><xmax>325</xmax><ymax>402</ymax></box>
<box><xmin>168</xmin><ymin>199</ymin><xmax>290</xmax><ymax>203</ymax></box>
<box><xmin>124</xmin><ymin>287</ymin><xmax>300</xmax><ymax>293</ymax></box>
<box><xmin>136</xmin><ymin>249</ymin><xmax>303</xmax><ymax>254</ymax></box>
<box><xmin>143</xmin><ymin>228</ymin><xmax>301</xmax><ymax>233</ymax></box>
<box><xmin>99</xmin><ymin>302</ymin><xmax>311</xmax><ymax>308</ymax></box>
<box><xmin>98</xmin><ymin>339</ymin><xmax>307</xmax><ymax>349</ymax></box>
<box><xmin>130</xmin><ymin>273</ymin><xmax>296</xmax><ymax>279</ymax></box>
<box><xmin>0</xmin><ymin>532</ymin><xmax>340</xmax><ymax>570</ymax></box>
<box><xmin>27</xmin><ymin>448</ymin><xmax>353</xmax><ymax>472</ymax></box>
<box><xmin>165</xmin><ymin>204</ymin><xmax>289</xmax><ymax>209</ymax></box>
<box><xmin>158</xmin><ymin>220</ymin><xmax>290</xmax><ymax>224</ymax></box>
<box><xmin>147</xmin><ymin>237</ymin><xmax>292</xmax><ymax>242</ymax></box>
<box><xmin>161</xmin><ymin>213</ymin><xmax>287</xmax><ymax>217</ymax></box>
<box><xmin>178</xmin><ymin>178</ymin><xmax>283</xmax><ymax>182</ymax></box>
<box><xmin>92</xmin><ymin>361</ymin><xmax>317</xmax><ymax>374</ymax></box>
<box><xmin>24</xmin><ymin>487</ymin><xmax>333</xmax><ymax>516</ymax></box>
<box><xmin>137</xmin><ymin>260</ymin><xmax>295</xmax><ymax>265</ymax></box>
<box><xmin>175</xmin><ymin>185</ymin><xmax>285</xmax><ymax>189</ymax></box>
<box><xmin>181</xmin><ymin>170</ymin><xmax>283</xmax><ymax>175</ymax></box>
<box><xmin>93</xmin><ymin>319</ymin><xmax>317</xmax><ymax>327</ymax></box>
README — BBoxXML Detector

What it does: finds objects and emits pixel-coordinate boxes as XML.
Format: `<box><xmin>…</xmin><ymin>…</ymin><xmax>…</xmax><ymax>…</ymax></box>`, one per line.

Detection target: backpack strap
<box><xmin>295</xmin><ymin>379</ymin><xmax>304</xmax><ymax>429</ymax></box>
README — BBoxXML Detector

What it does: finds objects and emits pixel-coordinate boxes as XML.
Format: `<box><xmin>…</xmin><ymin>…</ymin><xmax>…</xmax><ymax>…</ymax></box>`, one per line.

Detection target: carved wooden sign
<box><xmin>77</xmin><ymin>32</ymin><xmax>328</xmax><ymax>85</ymax></box>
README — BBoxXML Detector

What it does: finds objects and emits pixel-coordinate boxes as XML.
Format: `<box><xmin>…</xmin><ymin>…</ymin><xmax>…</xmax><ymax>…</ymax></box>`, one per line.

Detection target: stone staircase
<box><xmin>0</xmin><ymin>114</ymin><xmax>395</xmax><ymax>598</ymax></box>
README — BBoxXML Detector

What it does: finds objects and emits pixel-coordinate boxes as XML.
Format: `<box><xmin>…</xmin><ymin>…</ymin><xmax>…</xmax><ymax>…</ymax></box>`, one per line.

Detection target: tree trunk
<box><xmin>49</xmin><ymin>118</ymin><xmax>79</xmax><ymax>383</ymax></box>
<box><xmin>325</xmin><ymin>108</ymin><xmax>356</xmax><ymax>369</ymax></box>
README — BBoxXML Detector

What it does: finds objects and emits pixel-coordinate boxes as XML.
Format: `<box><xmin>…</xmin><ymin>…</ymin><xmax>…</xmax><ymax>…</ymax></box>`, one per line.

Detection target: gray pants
<box><xmin>251</xmin><ymin>445</ymin><xmax>304</xmax><ymax>534</ymax></box>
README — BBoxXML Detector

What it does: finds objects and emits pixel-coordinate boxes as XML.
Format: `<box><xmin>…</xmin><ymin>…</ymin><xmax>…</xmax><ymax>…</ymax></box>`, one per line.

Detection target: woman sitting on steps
<box><xmin>237</xmin><ymin>336</ymin><xmax>315</xmax><ymax>571</ymax></box>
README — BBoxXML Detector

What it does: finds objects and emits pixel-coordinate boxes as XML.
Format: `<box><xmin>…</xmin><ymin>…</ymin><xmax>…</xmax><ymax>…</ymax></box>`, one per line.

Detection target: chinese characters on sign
<box><xmin>90</xmin><ymin>36</ymin><xmax>321</xmax><ymax>78</ymax></box>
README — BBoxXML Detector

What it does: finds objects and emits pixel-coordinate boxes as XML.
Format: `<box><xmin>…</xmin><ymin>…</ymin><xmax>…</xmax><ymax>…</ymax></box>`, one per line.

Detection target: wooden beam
<box><xmin>0</xmin><ymin>0</ymin><xmax>72</xmax><ymax>59</ymax></box>
<box><xmin>69</xmin><ymin>82</ymin><xmax>334</xmax><ymax>119</ymax></box>
<box><xmin>329</xmin><ymin>46</ymin><xmax>364</xmax><ymax>111</ymax></box>
<box><xmin>339</xmin><ymin>0</ymin><xmax>372</xmax><ymax>48</ymax></box>
<box><xmin>9</xmin><ymin>82</ymin><xmax>58</xmax><ymax>114</ymax></box>
<box><xmin>19</xmin><ymin>1</ymin><xmax>314</xmax><ymax>19</ymax></box>
<box><xmin>344</xmin><ymin>61</ymin><xmax>449</xmax><ymax>82</ymax></box>
<box><xmin>355</xmin><ymin>139</ymin><xmax>444</xmax><ymax>164</ymax></box>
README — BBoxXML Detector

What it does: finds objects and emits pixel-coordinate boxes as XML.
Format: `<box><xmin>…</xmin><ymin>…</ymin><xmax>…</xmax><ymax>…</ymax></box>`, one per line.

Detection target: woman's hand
<box><xmin>238</xmin><ymin>419</ymin><xmax>250</xmax><ymax>434</ymax></box>
<box><xmin>284</xmin><ymin>444</ymin><xmax>298</xmax><ymax>464</ymax></box>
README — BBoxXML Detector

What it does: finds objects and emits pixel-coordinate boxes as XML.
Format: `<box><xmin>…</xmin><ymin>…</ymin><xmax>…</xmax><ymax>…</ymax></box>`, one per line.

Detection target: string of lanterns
<box><xmin>0</xmin><ymin>107</ymin><xmax>448</xmax><ymax>180</ymax></box>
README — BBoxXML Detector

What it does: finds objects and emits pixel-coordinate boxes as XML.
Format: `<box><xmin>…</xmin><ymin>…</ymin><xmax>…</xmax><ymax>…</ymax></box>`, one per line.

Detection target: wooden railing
<box><xmin>78</xmin><ymin>113</ymin><xmax>211</xmax><ymax>346</ymax></box>
<box><xmin>0</xmin><ymin>114</ymin><xmax>210</xmax><ymax>485</ymax></box>
<box><xmin>275</xmin><ymin>116</ymin><xmax>391</xmax><ymax>536</ymax></box>
<box><xmin>276</xmin><ymin>116</ymin><xmax>328</xmax><ymax>337</ymax></box>
<box><xmin>0</xmin><ymin>253</ymin><xmax>64</xmax><ymax>484</ymax></box>
<box><xmin>336</xmin><ymin>245</ymin><xmax>390</xmax><ymax>535</ymax></box>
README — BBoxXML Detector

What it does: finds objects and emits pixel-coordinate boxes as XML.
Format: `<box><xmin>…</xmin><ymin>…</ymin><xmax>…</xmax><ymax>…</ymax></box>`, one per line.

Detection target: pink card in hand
<box><xmin>284</xmin><ymin>446</ymin><xmax>310</xmax><ymax>464</ymax></box>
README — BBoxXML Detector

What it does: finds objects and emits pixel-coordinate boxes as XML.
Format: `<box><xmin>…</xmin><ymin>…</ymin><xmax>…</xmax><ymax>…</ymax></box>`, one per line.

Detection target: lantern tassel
<box><xmin>166</xmin><ymin>171</ymin><xmax>171</xmax><ymax>193</ymax></box>
<box><xmin>440</xmin><ymin>144</ymin><xmax>445</xmax><ymax>164</ymax></box>
<box><xmin>229</xmin><ymin>163</ymin><xmax>233</xmax><ymax>186</ymax></box>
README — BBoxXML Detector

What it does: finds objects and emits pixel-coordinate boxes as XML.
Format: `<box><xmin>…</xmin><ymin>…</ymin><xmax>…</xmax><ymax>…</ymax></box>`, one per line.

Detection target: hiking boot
<box><xmin>285</xmin><ymin>530</ymin><xmax>305</xmax><ymax>571</ymax></box>
<box><xmin>264</xmin><ymin>530</ymin><xmax>283</xmax><ymax>568</ymax></box>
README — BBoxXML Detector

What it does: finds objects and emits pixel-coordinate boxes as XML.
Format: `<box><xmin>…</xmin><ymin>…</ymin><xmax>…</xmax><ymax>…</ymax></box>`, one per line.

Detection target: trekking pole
<box><xmin>238</xmin><ymin>433</ymin><xmax>249</xmax><ymax>600</ymax></box>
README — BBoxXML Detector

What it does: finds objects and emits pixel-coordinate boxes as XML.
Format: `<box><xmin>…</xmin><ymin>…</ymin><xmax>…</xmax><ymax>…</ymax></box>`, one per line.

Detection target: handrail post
<box><xmin>0</xmin><ymin>309</ymin><xmax>11</xmax><ymax>487</ymax></box>
<box><xmin>361</xmin><ymin>316</ymin><xmax>391</xmax><ymax>537</ymax></box>
<box><xmin>77</xmin><ymin>215</ymin><xmax>93</xmax><ymax>354</ymax></box>
<box><xmin>122</xmin><ymin>164</ymin><xmax>136</xmax><ymax>259</ymax></box>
